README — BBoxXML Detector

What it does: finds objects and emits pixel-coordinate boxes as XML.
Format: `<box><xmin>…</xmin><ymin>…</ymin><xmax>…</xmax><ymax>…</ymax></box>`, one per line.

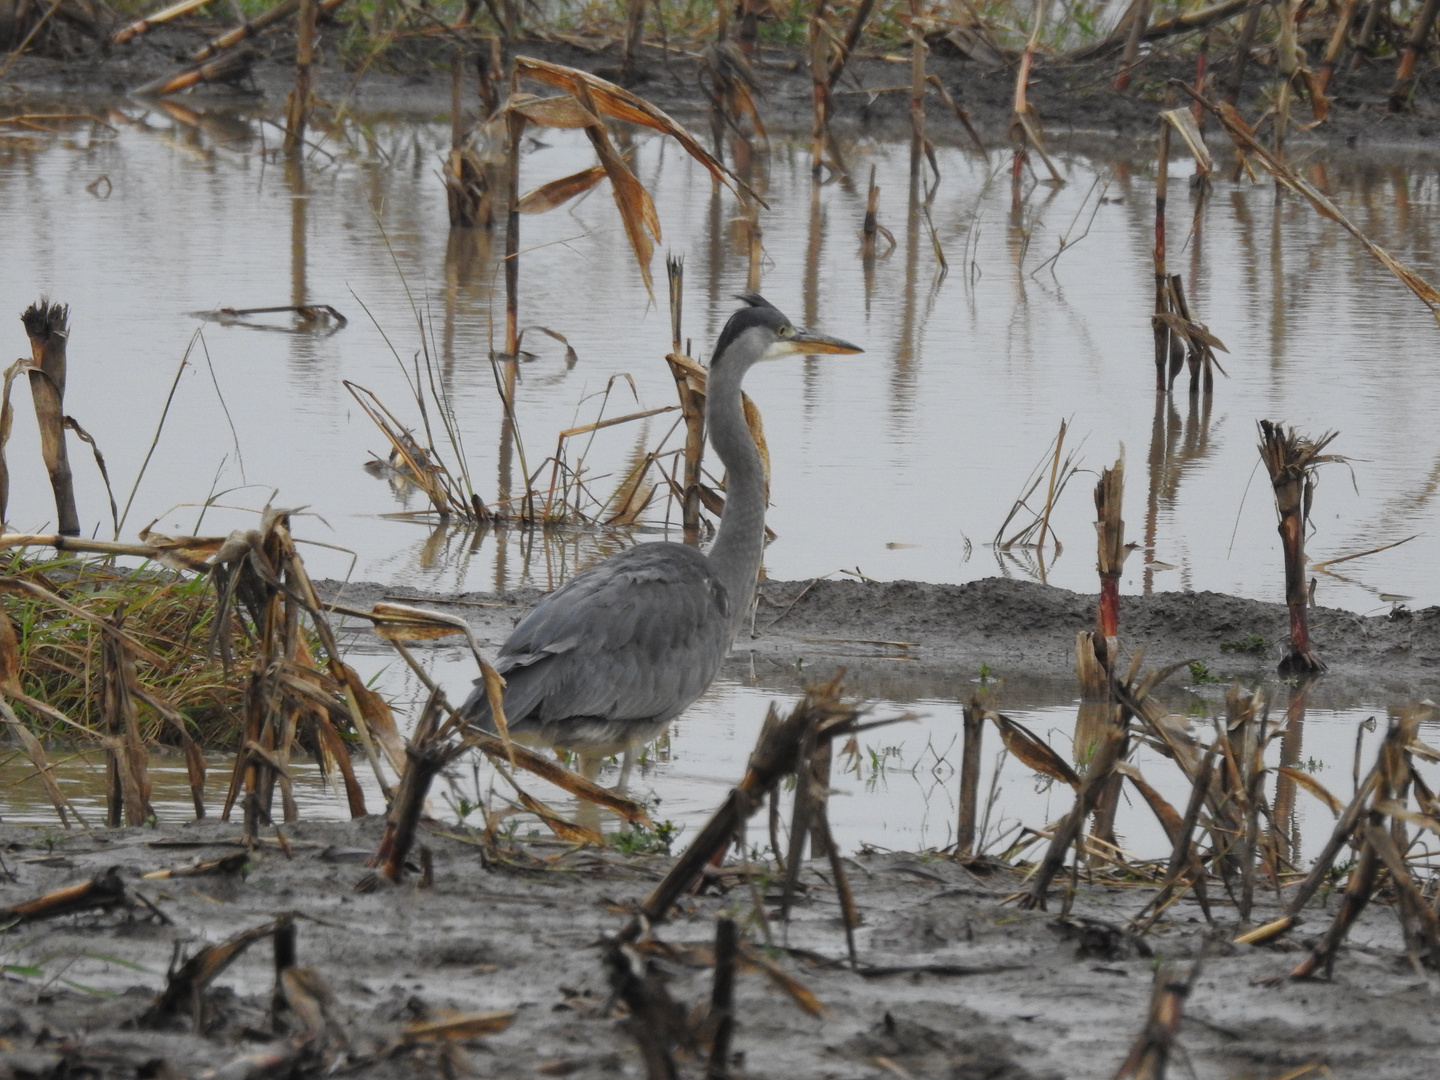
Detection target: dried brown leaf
<box><xmin>403</xmin><ymin>1010</ymin><xmax>517</xmax><ymax>1042</ymax></box>
<box><xmin>516</xmin><ymin>789</ymin><xmax>604</xmax><ymax>845</ymax></box>
<box><xmin>514</xmin><ymin>57</ymin><xmax>748</xmax><ymax>198</ymax></box>
<box><xmin>1278</xmin><ymin>766</ymin><xmax>1343</xmax><ymax>816</ymax></box>
<box><xmin>508</xmin><ymin>93</ymin><xmax>600</xmax><ymax>128</ymax></box>
<box><xmin>1160</xmin><ymin>108</ymin><xmax>1213</xmax><ymax>174</ymax></box>
<box><xmin>1115</xmin><ymin>761</ymin><xmax>1184</xmax><ymax>841</ymax></box>
<box><xmin>739</xmin><ymin>943</ymin><xmax>824</xmax><ymax>1016</ymax></box>
<box><xmin>991</xmin><ymin>712</ymin><xmax>1082</xmax><ymax>788</ymax></box>
<box><xmin>517</xmin><ymin>165</ymin><xmax>608</xmax><ymax>213</ymax></box>
<box><xmin>468</xmin><ymin>729</ymin><xmax>652</xmax><ymax>826</ymax></box>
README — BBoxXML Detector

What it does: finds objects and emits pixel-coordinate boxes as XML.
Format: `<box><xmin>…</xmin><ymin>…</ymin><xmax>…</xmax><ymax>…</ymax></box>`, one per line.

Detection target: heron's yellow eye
<box><xmin>778</xmin><ymin>324</ymin><xmax>794</xmax><ymax>338</ymax></box>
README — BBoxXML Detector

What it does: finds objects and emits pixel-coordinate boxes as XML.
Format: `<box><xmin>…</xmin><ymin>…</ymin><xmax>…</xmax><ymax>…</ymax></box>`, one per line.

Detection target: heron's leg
<box><xmin>576</xmin><ymin>752</ymin><xmax>603</xmax><ymax>834</ymax></box>
<box><xmin>617</xmin><ymin>750</ymin><xmax>635</xmax><ymax>793</ymax></box>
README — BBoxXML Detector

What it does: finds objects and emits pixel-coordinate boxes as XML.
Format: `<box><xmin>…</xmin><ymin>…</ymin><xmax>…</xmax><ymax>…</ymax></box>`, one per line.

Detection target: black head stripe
<box><xmin>711</xmin><ymin>295</ymin><xmax>791</xmax><ymax>367</ymax></box>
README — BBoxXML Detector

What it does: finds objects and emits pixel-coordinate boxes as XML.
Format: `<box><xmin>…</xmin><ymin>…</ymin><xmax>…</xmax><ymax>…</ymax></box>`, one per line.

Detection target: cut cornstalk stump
<box><xmin>604</xmin><ymin>938</ymin><xmax>692</xmax><ymax>1080</ymax></box>
<box><xmin>1257</xmin><ymin>421</ymin><xmax>1340</xmax><ymax>675</ymax></box>
<box><xmin>1113</xmin><ymin>960</ymin><xmax>1201</xmax><ymax>1079</ymax></box>
<box><xmin>1388</xmin><ymin>0</ymin><xmax>1440</xmax><ymax>111</ymax></box>
<box><xmin>366</xmin><ymin>692</ymin><xmax>463</xmax><ymax>886</ymax></box>
<box><xmin>1094</xmin><ymin>456</ymin><xmax>1125</xmax><ymax>637</ymax></box>
<box><xmin>283</xmin><ymin>0</ymin><xmax>316</xmax><ymax>153</ymax></box>
<box><xmin>618</xmin><ymin>675</ymin><xmax>900</xmax><ymax>943</ymax></box>
<box><xmin>956</xmin><ymin>693</ymin><xmax>984</xmax><ymax>856</ymax></box>
<box><xmin>21</xmin><ymin>300</ymin><xmax>78</xmax><ymax>536</ymax></box>
<box><xmin>706</xmin><ymin>917</ymin><xmax>738</xmax><ymax>1080</ymax></box>
<box><xmin>141</xmin><ymin>921</ymin><xmax>278</xmax><ymax>1029</ymax></box>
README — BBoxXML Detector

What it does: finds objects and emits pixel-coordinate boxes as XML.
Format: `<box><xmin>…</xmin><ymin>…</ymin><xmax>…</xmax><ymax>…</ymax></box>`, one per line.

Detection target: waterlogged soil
<box><xmin>321</xmin><ymin>575</ymin><xmax>1440</xmax><ymax>706</ymax></box>
<box><xmin>8</xmin><ymin>22</ymin><xmax>1440</xmax><ymax>150</ymax></box>
<box><xmin>3</xmin><ymin>817</ymin><xmax>1438</xmax><ymax>1080</ymax></box>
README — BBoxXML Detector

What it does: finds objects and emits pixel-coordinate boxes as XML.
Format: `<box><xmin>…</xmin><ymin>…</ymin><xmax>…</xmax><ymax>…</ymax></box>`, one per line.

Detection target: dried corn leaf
<box><xmin>1278</xmin><ymin>766</ymin><xmax>1343</xmax><ymax>816</ymax></box>
<box><xmin>1375</xmin><ymin>799</ymin><xmax>1440</xmax><ymax>837</ymax></box>
<box><xmin>739</xmin><ymin>943</ymin><xmax>824</xmax><ymax>1016</ymax></box>
<box><xmin>1407</xmin><ymin>739</ymin><xmax>1440</xmax><ymax>763</ymax></box>
<box><xmin>1153</xmin><ymin>311</ymin><xmax>1228</xmax><ymax>352</ymax></box>
<box><xmin>514</xmin><ymin>57</ymin><xmax>748</xmax><ymax>198</ymax></box>
<box><xmin>518</xmin><ymin>165</ymin><xmax>608</xmax><ymax>214</ymax></box>
<box><xmin>572</xmin><ymin>83</ymin><xmax>661</xmax><ymax>297</ymax></box>
<box><xmin>0</xmin><ymin>360</ymin><xmax>20</xmax><ymax>525</ymax></box>
<box><xmin>468</xmin><ymin>729</ymin><xmax>652</xmax><ymax>826</ymax></box>
<box><xmin>991</xmin><ymin>711</ymin><xmax>1082</xmax><ymax>788</ymax></box>
<box><xmin>515</xmin><ymin>789</ymin><xmax>604</xmax><ymax>845</ymax></box>
<box><xmin>0</xmin><ymin>697</ymin><xmax>82</xmax><ymax>826</ymax></box>
<box><xmin>517</xmin><ymin>325</ymin><xmax>579</xmax><ymax>366</ymax></box>
<box><xmin>369</xmin><ymin>601</ymin><xmax>470</xmax><ymax>642</ymax></box>
<box><xmin>508</xmin><ymin>92</ymin><xmax>599</xmax><ymax>128</ymax></box>
<box><xmin>403</xmin><ymin>1010</ymin><xmax>517</xmax><ymax>1043</ymax></box>
<box><xmin>334</xmin><ymin>660</ymin><xmax>406</xmax><ymax>774</ymax></box>
<box><xmin>1160</xmin><ymin>108</ymin><xmax>1213</xmax><ymax>174</ymax></box>
<box><xmin>1115</xmin><ymin>761</ymin><xmax>1184</xmax><ymax>841</ymax></box>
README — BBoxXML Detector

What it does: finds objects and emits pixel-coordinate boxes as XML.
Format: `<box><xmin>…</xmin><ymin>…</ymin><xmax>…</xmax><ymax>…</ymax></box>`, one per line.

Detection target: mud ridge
<box><xmin>319</xmin><ymin>575</ymin><xmax>1440</xmax><ymax>706</ymax></box>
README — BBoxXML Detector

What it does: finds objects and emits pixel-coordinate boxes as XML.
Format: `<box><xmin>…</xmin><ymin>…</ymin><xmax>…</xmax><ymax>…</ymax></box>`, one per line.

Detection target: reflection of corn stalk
<box><xmin>1188</xmin><ymin>84</ymin><xmax>1440</xmax><ymax>327</ymax></box>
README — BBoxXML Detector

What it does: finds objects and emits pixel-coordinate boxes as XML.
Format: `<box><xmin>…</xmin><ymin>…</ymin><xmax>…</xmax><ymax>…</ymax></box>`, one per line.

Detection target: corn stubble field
<box><xmin>1</xmin><ymin>0</ymin><xmax>1440</xmax><ymax>1075</ymax></box>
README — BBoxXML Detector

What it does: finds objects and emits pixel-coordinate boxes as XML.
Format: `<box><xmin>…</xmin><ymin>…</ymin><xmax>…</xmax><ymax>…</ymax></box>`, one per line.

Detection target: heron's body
<box><xmin>460</xmin><ymin>296</ymin><xmax>859</xmax><ymax>756</ymax></box>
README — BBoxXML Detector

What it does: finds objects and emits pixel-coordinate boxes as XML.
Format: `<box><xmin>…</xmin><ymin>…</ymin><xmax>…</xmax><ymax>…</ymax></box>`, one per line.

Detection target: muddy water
<box><xmin>3</xmin><ymin>104</ymin><xmax>1440</xmax><ymax>851</ymax></box>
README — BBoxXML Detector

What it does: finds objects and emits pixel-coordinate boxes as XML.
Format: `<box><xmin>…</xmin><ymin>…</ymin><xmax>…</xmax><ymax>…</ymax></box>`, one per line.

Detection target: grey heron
<box><xmin>459</xmin><ymin>294</ymin><xmax>861</xmax><ymax>765</ymax></box>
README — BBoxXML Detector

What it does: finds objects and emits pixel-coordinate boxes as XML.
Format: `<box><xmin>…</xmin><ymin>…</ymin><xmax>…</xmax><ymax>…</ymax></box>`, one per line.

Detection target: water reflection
<box><xmin>2</xmin><ymin>105</ymin><xmax>1440</xmax><ymax>610</ymax></box>
<box><xmin>6</xmin><ymin>663</ymin><xmax>1434</xmax><ymax>869</ymax></box>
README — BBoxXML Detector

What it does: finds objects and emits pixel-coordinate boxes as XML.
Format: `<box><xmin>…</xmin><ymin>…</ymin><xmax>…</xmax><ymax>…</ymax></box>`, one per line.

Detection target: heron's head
<box><xmin>709</xmin><ymin>294</ymin><xmax>862</xmax><ymax>376</ymax></box>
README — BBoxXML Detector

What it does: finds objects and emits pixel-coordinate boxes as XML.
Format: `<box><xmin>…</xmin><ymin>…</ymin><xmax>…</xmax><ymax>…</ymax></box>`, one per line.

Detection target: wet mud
<box><xmin>323</xmin><ymin>575</ymin><xmax>1440</xmax><ymax>706</ymax></box>
<box><xmin>8</xmin><ymin>26</ymin><xmax>1440</xmax><ymax>151</ymax></box>
<box><xmin>3</xmin><ymin>817</ymin><xmax>1436</xmax><ymax>1079</ymax></box>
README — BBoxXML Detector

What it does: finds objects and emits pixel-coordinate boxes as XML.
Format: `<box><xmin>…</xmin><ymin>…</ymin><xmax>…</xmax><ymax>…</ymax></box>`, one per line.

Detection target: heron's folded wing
<box><xmin>487</xmin><ymin>543</ymin><xmax>732</xmax><ymax>725</ymax></box>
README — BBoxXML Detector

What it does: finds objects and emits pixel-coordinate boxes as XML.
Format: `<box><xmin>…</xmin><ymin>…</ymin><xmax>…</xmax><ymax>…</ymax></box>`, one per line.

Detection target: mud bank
<box><xmin>3</xmin><ymin>817</ymin><xmax>1436</xmax><ymax>1080</ymax></box>
<box><xmin>8</xmin><ymin>26</ymin><xmax>1440</xmax><ymax>152</ymax></box>
<box><xmin>320</xmin><ymin>576</ymin><xmax>1440</xmax><ymax>705</ymax></box>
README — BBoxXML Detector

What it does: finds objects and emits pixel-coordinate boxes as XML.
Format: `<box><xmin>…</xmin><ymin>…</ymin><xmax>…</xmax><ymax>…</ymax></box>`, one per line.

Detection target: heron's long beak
<box><xmin>790</xmin><ymin>328</ymin><xmax>863</xmax><ymax>355</ymax></box>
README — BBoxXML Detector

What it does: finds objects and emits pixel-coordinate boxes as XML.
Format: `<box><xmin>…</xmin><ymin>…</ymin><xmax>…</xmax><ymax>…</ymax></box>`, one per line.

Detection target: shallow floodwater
<box><xmin>1</xmin><ymin>105</ymin><xmax>1439</xmax><ymax>613</ymax></box>
<box><xmin>7</xmin><ymin>646</ymin><xmax>1437</xmax><ymax>870</ymax></box>
<box><xmin>3</xmin><ymin>103</ymin><xmax>1440</xmax><ymax>853</ymax></box>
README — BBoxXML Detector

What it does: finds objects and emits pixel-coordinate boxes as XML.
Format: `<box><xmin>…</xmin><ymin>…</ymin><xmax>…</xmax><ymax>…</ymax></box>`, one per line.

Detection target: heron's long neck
<box><xmin>705</xmin><ymin>361</ymin><xmax>766</xmax><ymax>640</ymax></box>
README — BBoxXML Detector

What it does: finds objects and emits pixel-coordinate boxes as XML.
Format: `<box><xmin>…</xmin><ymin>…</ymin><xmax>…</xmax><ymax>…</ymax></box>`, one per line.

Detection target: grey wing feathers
<box><xmin>462</xmin><ymin>542</ymin><xmax>732</xmax><ymax>739</ymax></box>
